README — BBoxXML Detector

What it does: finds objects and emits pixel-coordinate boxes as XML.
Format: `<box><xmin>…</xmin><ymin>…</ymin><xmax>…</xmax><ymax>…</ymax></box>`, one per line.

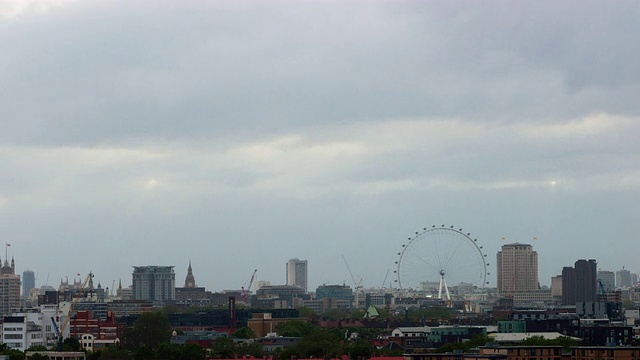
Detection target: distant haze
<box><xmin>1</xmin><ymin>1</ymin><xmax>639</xmax><ymax>292</ymax></box>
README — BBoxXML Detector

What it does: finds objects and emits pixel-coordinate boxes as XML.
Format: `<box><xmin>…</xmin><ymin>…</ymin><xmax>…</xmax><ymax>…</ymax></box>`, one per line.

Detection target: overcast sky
<box><xmin>1</xmin><ymin>1</ymin><xmax>639</xmax><ymax>293</ymax></box>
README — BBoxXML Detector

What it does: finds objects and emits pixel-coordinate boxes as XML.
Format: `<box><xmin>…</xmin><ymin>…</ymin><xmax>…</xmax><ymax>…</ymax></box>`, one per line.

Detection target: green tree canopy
<box><xmin>127</xmin><ymin>311</ymin><xmax>172</xmax><ymax>349</ymax></box>
<box><xmin>233</xmin><ymin>326</ymin><xmax>257</xmax><ymax>339</ymax></box>
<box><xmin>275</xmin><ymin>320</ymin><xmax>318</xmax><ymax>337</ymax></box>
<box><xmin>209</xmin><ymin>338</ymin><xmax>236</xmax><ymax>359</ymax></box>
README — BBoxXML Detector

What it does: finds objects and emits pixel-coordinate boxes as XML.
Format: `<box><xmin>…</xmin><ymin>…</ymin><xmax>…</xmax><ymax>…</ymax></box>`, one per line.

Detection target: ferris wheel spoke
<box><xmin>439</xmin><ymin>235</ymin><xmax>467</xmax><ymax>269</ymax></box>
<box><xmin>395</xmin><ymin>226</ymin><xmax>487</xmax><ymax>293</ymax></box>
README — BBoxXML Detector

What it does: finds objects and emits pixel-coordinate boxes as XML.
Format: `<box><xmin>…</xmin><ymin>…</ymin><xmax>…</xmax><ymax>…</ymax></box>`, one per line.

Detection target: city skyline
<box><xmin>7</xmin><ymin>245</ymin><xmax>639</xmax><ymax>294</ymax></box>
<box><xmin>1</xmin><ymin>1</ymin><xmax>639</xmax><ymax>292</ymax></box>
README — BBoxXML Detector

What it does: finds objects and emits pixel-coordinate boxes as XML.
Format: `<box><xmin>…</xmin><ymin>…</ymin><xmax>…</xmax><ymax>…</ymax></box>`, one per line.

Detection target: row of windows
<box><xmin>4</xmin><ymin>334</ymin><xmax>23</xmax><ymax>339</ymax></box>
<box><xmin>4</xmin><ymin>327</ymin><xmax>23</xmax><ymax>331</ymax></box>
<box><xmin>507</xmin><ymin>349</ymin><xmax>561</xmax><ymax>356</ymax></box>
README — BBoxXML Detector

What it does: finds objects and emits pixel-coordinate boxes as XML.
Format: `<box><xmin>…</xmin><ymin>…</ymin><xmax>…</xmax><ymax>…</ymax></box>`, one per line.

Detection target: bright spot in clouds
<box><xmin>144</xmin><ymin>178</ymin><xmax>159</xmax><ymax>189</ymax></box>
<box><xmin>0</xmin><ymin>0</ymin><xmax>73</xmax><ymax>19</ymax></box>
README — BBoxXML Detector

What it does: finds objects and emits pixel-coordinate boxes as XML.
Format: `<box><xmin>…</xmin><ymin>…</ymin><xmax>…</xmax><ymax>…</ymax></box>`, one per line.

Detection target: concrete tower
<box><xmin>496</xmin><ymin>243</ymin><xmax>538</xmax><ymax>297</ymax></box>
<box><xmin>0</xmin><ymin>257</ymin><xmax>20</xmax><ymax>317</ymax></box>
<box><xmin>132</xmin><ymin>266</ymin><xmax>176</xmax><ymax>302</ymax></box>
<box><xmin>286</xmin><ymin>258</ymin><xmax>308</xmax><ymax>293</ymax></box>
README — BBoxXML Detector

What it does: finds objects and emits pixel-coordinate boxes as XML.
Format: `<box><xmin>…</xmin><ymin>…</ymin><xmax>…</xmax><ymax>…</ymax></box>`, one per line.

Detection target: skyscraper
<box><xmin>562</xmin><ymin>266</ymin><xmax>576</xmax><ymax>305</ymax></box>
<box><xmin>597</xmin><ymin>270</ymin><xmax>616</xmax><ymax>291</ymax></box>
<box><xmin>132</xmin><ymin>266</ymin><xmax>175</xmax><ymax>302</ymax></box>
<box><xmin>0</xmin><ymin>257</ymin><xmax>20</xmax><ymax>317</ymax></box>
<box><xmin>496</xmin><ymin>243</ymin><xmax>538</xmax><ymax>297</ymax></box>
<box><xmin>616</xmin><ymin>269</ymin><xmax>632</xmax><ymax>288</ymax></box>
<box><xmin>286</xmin><ymin>258</ymin><xmax>308</xmax><ymax>293</ymax></box>
<box><xmin>562</xmin><ymin>259</ymin><xmax>597</xmax><ymax>305</ymax></box>
<box><xmin>574</xmin><ymin>259</ymin><xmax>597</xmax><ymax>302</ymax></box>
<box><xmin>22</xmin><ymin>270</ymin><xmax>35</xmax><ymax>297</ymax></box>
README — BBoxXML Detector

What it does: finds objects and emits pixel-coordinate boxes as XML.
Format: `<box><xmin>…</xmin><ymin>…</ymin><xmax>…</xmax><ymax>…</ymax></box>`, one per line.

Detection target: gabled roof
<box><xmin>364</xmin><ymin>305</ymin><xmax>379</xmax><ymax>318</ymax></box>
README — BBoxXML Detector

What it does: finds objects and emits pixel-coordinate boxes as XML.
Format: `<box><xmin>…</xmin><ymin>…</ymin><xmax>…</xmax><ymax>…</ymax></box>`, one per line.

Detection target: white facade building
<box><xmin>286</xmin><ymin>259</ymin><xmax>308</xmax><ymax>293</ymax></box>
<box><xmin>1</xmin><ymin>305</ymin><xmax>68</xmax><ymax>351</ymax></box>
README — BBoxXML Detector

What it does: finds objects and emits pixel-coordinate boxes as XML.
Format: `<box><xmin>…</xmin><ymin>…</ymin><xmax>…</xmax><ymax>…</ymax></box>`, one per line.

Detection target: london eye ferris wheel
<box><xmin>394</xmin><ymin>225</ymin><xmax>489</xmax><ymax>299</ymax></box>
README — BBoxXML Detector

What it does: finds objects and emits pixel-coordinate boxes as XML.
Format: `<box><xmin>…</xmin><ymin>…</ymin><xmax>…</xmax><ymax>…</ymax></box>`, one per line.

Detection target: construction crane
<box><xmin>241</xmin><ymin>269</ymin><xmax>257</xmax><ymax>303</ymax></box>
<box><xmin>341</xmin><ymin>255</ymin><xmax>364</xmax><ymax>308</ymax></box>
<box><xmin>54</xmin><ymin>272</ymin><xmax>93</xmax><ymax>351</ymax></box>
<box><xmin>381</xmin><ymin>269</ymin><xmax>390</xmax><ymax>290</ymax></box>
<box><xmin>341</xmin><ymin>255</ymin><xmax>362</xmax><ymax>288</ymax></box>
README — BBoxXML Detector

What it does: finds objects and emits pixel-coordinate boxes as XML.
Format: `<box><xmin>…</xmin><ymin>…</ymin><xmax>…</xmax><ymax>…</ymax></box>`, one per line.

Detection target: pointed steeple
<box><xmin>185</xmin><ymin>261</ymin><xmax>196</xmax><ymax>288</ymax></box>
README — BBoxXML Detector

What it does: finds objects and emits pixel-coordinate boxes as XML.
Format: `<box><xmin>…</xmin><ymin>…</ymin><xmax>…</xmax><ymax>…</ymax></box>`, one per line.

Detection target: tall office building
<box><xmin>597</xmin><ymin>270</ymin><xmax>615</xmax><ymax>291</ymax></box>
<box><xmin>551</xmin><ymin>275</ymin><xmax>563</xmax><ymax>298</ymax></box>
<box><xmin>562</xmin><ymin>259</ymin><xmax>597</xmax><ymax>305</ymax></box>
<box><xmin>575</xmin><ymin>259</ymin><xmax>597</xmax><ymax>302</ymax></box>
<box><xmin>0</xmin><ymin>257</ymin><xmax>20</xmax><ymax>317</ymax></box>
<box><xmin>562</xmin><ymin>266</ymin><xmax>576</xmax><ymax>305</ymax></box>
<box><xmin>496</xmin><ymin>243</ymin><xmax>538</xmax><ymax>297</ymax></box>
<box><xmin>616</xmin><ymin>269</ymin><xmax>632</xmax><ymax>288</ymax></box>
<box><xmin>132</xmin><ymin>266</ymin><xmax>175</xmax><ymax>302</ymax></box>
<box><xmin>22</xmin><ymin>270</ymin><xmax>35</xmax><ymax>297</ymax></box>
<box><xmin>286</xmin><ymin>258</ymin><xmax>308</xmax><ymax>293</ymax></box>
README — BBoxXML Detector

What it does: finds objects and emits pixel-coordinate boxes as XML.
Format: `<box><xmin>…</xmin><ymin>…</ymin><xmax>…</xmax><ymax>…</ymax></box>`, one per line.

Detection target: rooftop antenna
<box><xmin>4</xmin><ymin>243</ymin><xmax>10</xmax><ymax>261</ymax></box>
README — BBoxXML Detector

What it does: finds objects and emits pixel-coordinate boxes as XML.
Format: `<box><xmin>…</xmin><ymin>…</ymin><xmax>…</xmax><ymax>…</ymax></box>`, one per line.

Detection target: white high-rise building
<box><xmin>496</xmin><ymin>243</ymin><xmax>539</xmax><ymax>298</ymax></box>
<box><xmin>286</xmin><ymin>259</ymin><xmax>308</xmax><ymax>293</ymax></box>
<box><xmin>132</xmin><ymin>266</ymin><xmax>175</xmax><ymax>302</ymax></box>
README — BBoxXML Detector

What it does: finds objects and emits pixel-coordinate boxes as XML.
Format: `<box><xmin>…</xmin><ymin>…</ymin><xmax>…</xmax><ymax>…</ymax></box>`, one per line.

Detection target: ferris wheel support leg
<box><xmin>443</xmin><ymin>276</ymin><xmax>451</xmax><ymax>301</ymax></box>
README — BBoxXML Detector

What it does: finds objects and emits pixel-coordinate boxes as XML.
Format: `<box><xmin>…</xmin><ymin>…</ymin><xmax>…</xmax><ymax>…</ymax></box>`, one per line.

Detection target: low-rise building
<box><xmin>70</xmin><ymin>310</ymin><xmax>118</xmax><ymax>341</ymax></box>
<box><xmin>1</xmin><ymin>304</ymin><xmax>68</xmax><ymax>350</ymax></box>
<box><xmin>107</xmin><ymin>300</ymin><xmax>153</xmax><ymax>317</ymax></box>
<box><xmin>480</xmin><ymin>346</ymin><xmax>565</xmax><ymax>360</ymax></box>
<box><xmin>78</xmin><ymin>333</ymin><xmax>119</xmax><ymax>352</ymax></box>
<box><xmin>25</xmin><ymin>351</ymin><xmax>86</xmax><ymax>360</ymax></box>
<box><xmin>571</xmin><ymin>346</ymin><xmax>640</xmax><ymax>360</ymax></box>
<box><xmin>247</xmin><ymin>313</ymin><xmax>298</xmax><ymax>338</ymax></box>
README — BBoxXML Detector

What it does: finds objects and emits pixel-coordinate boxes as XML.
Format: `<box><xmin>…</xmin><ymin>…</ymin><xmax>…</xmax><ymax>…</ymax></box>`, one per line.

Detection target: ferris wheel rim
<box><xmin>395</xmin><ymin>225</ymin><xmax>488</xmax><ymax>291</ymax></box>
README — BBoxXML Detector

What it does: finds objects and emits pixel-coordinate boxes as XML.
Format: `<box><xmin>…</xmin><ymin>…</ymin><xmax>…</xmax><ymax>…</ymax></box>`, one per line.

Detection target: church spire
<box><xmin>185</xmin><ymin>261</ymin><xmax>196</xmax><ymax>288</ymax></box>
